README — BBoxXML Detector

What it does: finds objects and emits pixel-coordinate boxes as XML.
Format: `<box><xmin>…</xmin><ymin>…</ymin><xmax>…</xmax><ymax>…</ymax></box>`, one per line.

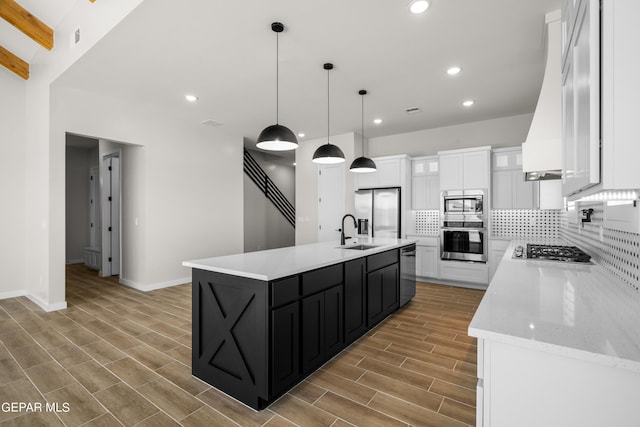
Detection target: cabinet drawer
<box><xmin>367</xmin><ymin>249</ymin><xmax>399</xmax><ymax>272</ymax></box>
<box><xmin>301</xmin><ymin>264</ymin><xmax>342</xmax><ymax>296</ymax></box>
<box><xmin>271</xmin><ymin>276</ymin><xmax>299</xmax><ymax>307</ymax></box>
<box><xmin>440</xmin><ymin>260</ymin><xmax>488</xmax><ymax>285</ymax></box>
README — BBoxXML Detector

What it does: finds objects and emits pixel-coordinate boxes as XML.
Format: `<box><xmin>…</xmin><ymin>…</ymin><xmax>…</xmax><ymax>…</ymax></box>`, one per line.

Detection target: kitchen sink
<box><xmin>341</xmin><ymin>244</ymin><xmax>379</xmax><ymax>250</ymax></box>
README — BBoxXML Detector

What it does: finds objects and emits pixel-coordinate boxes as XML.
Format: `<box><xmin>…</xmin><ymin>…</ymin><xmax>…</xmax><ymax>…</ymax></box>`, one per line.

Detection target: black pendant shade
<box><xmin>349</xmin><ymin>89</ymin><xmax>376</xmax><ymax>173</ymax></box>
<box><xmin>313</xmin><ymin>63</ymin><xmax>345</xmax><ymax>164</ymax></box>
<box><xmin>257</xmin><ymin>22</ymin><xmax>298</xmax><ymax>151</ymax></box>
<box><xmin>257</xmin><ymin>124</ymin><xmax>298</xmax><ymax>151</ymax></box>
<box><xmin>313</xmin><ymin>143</ymin><xmax>346</xmax><ymax>164</ymax></box>
<box><xmin>349</xmin><ymin>156</ymin><xmax>377</xmax><ymax>172</ymax></box>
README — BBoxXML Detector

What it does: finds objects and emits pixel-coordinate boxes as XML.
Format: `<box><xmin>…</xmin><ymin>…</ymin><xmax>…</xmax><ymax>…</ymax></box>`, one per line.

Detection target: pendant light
<box><xmin>312</xmin><ymin>63</ymin><xmax>345</xmax><ymax>164</ymax></box>
<box><xmin>349</xmin><ymin>90</ymin><xmax>377</xmax><ymax>173</ymax></box>
<box><xmin>256</xmin><ymin>22</ymin><xmax>298</xmax><ymax>151</ymax></box>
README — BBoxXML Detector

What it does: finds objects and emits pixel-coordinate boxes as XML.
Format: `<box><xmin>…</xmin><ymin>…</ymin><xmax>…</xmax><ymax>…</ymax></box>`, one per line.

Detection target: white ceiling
<box><xmin>0</xmin><ymin>0</ymin><xmax>76</xmax><ymax>63</ymax></box>
<box><xmin>47</xmin><ymin>0</ymin><xmax>560</xmax><ymax>156</ymax></box>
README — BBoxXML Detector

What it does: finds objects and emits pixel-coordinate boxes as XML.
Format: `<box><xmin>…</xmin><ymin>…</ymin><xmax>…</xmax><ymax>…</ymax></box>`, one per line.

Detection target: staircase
<box><xmin>243</xmin><ymin>149</ymin><xmax>295</xmax><ymax>228</ymax></box>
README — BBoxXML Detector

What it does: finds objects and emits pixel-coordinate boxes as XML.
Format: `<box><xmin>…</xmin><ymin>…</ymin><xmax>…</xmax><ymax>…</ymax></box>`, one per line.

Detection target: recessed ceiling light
<box><xmin>297</xmin><ymin>133</ymin><xmax>305</xmax><ymax>138</ymax></box>
<box><xmin>373</xmin><ymin>118</ymin><xmax>382</xmax><ymax>124</ymax></box>
<box><xmin>185</xmin><ymin>94</ymin><xmax>198</xmax><ymax>102</ymax></box>
<box><xmin>447</xmin><ymin>66</ymin><xmax>461</xmax><ymax>75</ymax></box>
<box><xmin>409</xmin><ymin>0</ymin><xmax>430</xmax><ymax>14</ymax></box>
<box><xmin>463</xmin><ymin>100</ymin><xmax>475</xmax><ymax>107</ymax></box>
<box><xmin>293</xmin><ymin>162</ymin><xmax>297</xmax><ymax>166</ymax></box>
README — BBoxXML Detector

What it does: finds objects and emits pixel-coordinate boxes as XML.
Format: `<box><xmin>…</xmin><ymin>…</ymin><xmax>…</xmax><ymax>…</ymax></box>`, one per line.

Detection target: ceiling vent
<box><xmin>200</xmin><ymin>119</ymin><xmax>223</xmax><ymax>127</ymax></box>
<box><xmin>405</xmin><ymin>106</ymin><xmax>422</xmax><ymax>114</ymax></box>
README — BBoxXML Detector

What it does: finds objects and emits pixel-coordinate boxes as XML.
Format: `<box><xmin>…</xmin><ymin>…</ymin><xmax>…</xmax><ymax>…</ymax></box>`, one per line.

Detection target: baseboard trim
<box><xmin>0</xmin><ymin>290</ymin><xmax>27</xmax><ymax>300</ymax></box>
<box><xmin>66</xmin><ymin>259</ymin><xmax>84</xmax><ymax>265</ymax></box>
<box><xmin>119</xmin><ymin>276</ymin><xmax>191</xmax><ymax>292</ymax></box>
<box><xmin>26</xmin><ymin>293</ymin><xmax>68</xmax><ymax>312</ymax></box>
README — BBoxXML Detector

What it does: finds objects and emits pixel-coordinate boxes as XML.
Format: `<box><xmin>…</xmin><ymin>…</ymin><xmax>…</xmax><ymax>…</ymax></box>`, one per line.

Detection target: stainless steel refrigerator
<box><xmin>354</xmin><ymin>188</ymin><xmax>401</xmax><ymax>238</ymax></box>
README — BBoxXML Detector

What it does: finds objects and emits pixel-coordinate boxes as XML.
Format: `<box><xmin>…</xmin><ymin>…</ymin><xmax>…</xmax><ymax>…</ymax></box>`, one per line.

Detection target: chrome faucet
<box><xmin>340</xmin><ymin>214</ymin><xmax>357</xmax><ymax>245</ymax></box>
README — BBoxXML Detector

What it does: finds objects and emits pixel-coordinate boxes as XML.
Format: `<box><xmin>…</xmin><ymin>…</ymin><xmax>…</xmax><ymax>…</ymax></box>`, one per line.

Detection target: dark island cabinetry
<box><xmin>192</xmin><ymin>247</ymin><xmax>410</xmax><ymax>410</ymax></box>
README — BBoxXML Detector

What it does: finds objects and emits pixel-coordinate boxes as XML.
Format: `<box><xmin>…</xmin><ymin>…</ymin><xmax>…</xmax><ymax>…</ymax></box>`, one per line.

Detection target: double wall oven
<box><xmin>440</xmin><ymin>189</ymin><xmax>487</xmax><ymax>262</ymax></box>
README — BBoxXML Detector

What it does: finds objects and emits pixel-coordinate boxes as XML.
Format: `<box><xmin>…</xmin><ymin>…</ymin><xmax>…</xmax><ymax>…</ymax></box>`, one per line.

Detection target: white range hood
<box><xmin>522</xmin><ymin>10</ymin><xmax>562</xmax><ymax>181</ymax></box>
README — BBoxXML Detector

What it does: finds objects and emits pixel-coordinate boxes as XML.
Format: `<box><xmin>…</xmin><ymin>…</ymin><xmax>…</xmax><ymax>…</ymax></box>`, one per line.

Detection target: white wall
<box><xmin>0</xmin><ymin>72</ymin><xmax>26</xmax><ymax>298</ymax></box>
<box><xmin>369</xmin><ymin>113</ymin><xmax>533</xmax><ymax>157</ymax></box>
<box><xmin>22</xmin><ymin>0</ymin><xmax>146</xmax><ymax>310</ymax></box>
<box><xmin>295</xmin><ymin>133</ymin><xmax>356</xmax><ymax>245</ymax></box>
<box><xmin>52</xmin><ymin>87</ymin><xmax>244</xmax><ymax>290</ymax></box>
<box><xmin>244</xmin><ymin>149</ymin><xmax>295</xmax><ymax>252</ymax></box>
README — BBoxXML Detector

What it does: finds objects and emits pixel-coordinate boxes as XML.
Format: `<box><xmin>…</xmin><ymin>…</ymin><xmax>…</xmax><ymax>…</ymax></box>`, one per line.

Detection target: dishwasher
<box><xmin>399</xmin><ymin>244</ymin><xmax>416</xmax><ymax>306</ymax></box>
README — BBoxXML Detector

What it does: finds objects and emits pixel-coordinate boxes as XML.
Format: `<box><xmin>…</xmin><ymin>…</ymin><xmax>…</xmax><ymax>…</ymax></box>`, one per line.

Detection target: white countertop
<box><xmin>183</xmin><ymin>237</ymin><xmax>416</xmax><ymax>281</ymax></box>
<box><xmin>469</xmin><ymin>240</ymin><xmax>640</xmax><ymax>372</ymax></box>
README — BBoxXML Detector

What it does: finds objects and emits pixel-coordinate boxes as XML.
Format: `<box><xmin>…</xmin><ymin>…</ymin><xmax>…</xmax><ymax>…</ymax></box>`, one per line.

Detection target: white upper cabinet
<box><xmin>492</xmin><ymin>148</ymin><xmax>537</xmax><ymax>209</ymax></box>
<box><xmin>354</xmin><ymin>156</ymin><xmax>406</xmax><ymax>189</ymax></box>
<box><xmin>492</xmin><ymin>147</ymin><xmax>563</xmax><ymax>209</ymax></box>
<box><xmin>562</xmin><ymin>0</ymin><xmax>600</xmax><ymax>196</ymax></box>
<box><xmin>600</xmin><ymin>0</ymin><xmax>640</xmax><ymax>191</ymax></box>
<box><xmin>439</xmin><ymin>147</ymin><xmax>490</xmax><ymax>191</ymax></box>
<box><xmin>411</xmin><ymin>157</ymin><xmax>439</xmax><ymax>210</ymax></box>
<box><xmin>376</xmin><ymin>159</ymin><xmax>401</xmax><ymax>188</ymax></box>
<box><xmin>439</xmin><ymin>154</ymin><xmax>463</xmax><ymax>191</ymax></box>
<box><xmin>562</xmin><ymin>0</ymin><xmax>640</xmax><ymax>198</ymax></box>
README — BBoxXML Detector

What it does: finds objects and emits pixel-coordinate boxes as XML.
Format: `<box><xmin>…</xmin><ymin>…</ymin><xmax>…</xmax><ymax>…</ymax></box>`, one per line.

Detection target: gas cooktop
<box><xmin>513</xmin><ymin>244</ymin><xmax>592</xmax><ymax>263</ymax></box>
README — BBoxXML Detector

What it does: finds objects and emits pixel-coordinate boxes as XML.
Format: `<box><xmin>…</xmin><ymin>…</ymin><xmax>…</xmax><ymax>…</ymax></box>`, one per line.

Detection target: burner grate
<box><xmin>526</xmin><ymin>244</ymin><xmax>592</xmax><ymax>263</ymax></box>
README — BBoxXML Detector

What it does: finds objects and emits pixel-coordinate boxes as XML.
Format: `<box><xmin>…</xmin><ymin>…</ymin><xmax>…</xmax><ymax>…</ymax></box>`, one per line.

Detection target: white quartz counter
<box><xmin>469</xmin><ymin>240</ymin><xmax>640</xmax><ymax>372</ymax></box>
<box><xmin>183</xmin><ymin>237</ymin><xmax>416</xmax><ymax>281</ymax></box>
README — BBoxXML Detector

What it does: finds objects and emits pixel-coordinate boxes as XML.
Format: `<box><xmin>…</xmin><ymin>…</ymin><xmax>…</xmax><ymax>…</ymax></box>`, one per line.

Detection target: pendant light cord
<box><xmin>276</xmin><ymin>30</ymin><xmax>279</xmax><ymax>125</ymax></box>
<box><xmin>327</xmin><ymin>68</ymin><xmax>330</xmax><ymax>145</ymax></box>
<box><xmin>361</xmin><ymin>93</ymin><xmax>365</xmax><ymax>155</ymax></box>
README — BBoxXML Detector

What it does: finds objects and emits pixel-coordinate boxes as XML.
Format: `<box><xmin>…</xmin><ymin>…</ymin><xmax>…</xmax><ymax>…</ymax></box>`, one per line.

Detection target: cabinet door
<box><xmin>564</xmin><ymin>0</ymin><xmax>600</xmax><ymax>196</ymax></box>
<box><xmin>367</xmin><ymin>263</ymin><xmax>399</xmax><ymax>326</ymax></box>
<box><xmin>492</xmin><ymin>151</ymin><xmax>512</xmax><ymax>171</ymax></box>
<box><xmin>426</xmin><ymin>175</ymin><xmax>440</xmax><ymax>210</ymax></box>
<box><xmin>463</xmin><ymin>151</ymin><xmax>490</xmax><ymax>189</ymax></box>
<box><xmin>439</xmin><ymin>154</ymin><xmax>463</xmax><ymax>191</ymax></box>
<box><xmin>344</xmin><ymin>258</ymin><xmax>367</xmax><ymax>344</ymax></box>
<box><xmin>381</xmin><ymin>263</ymin><xmax>399</xmax><ymax>313</ymax></box>
<box><xmin>377</xmin><ymin>160</ymin><xmax>401</xmax><ymax>187</ymax></box>
<box><xmin>301</xmin><ymin>293</ymin><xmax>324</xmax><ymax>374</ymax></box>
<box><xmin>412</xmin><ymin>175</ymin><xmax>428</xmax><ymax>210</ymax></box>
<box><xmin>324</xmin><ymin>285</ymin><xmax>344</xmax><ymax>358</ymax></box>
<box><xmin>512</xmin><ymin>172</ymin><xmax>536</xmax><ymax>209</ymax></box>
<box><xmin>416</xmin><ymin>246</ymin><xmax>438</xmax><ymax>278</ymax></box>
<box><xmin>355</xmin><ymin>169</ymin><xmax>377</xmax><ymax>190</ymax></box>
<box><xmin>492</xmin><ymin>170</ymin><xmax>513</xmax><ymax>209</ymax></box>
<box><xmin>271</xmin><ymin>302</ymin><xmax>300</xmax><ymax>396</ymax></box>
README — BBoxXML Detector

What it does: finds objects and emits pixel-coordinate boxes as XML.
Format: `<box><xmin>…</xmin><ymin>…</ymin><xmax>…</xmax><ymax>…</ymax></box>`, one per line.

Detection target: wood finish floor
<box><xmin>0</xmin><ymin>265</ymin><xmax>484</xmax><ymax>426</ymax></box>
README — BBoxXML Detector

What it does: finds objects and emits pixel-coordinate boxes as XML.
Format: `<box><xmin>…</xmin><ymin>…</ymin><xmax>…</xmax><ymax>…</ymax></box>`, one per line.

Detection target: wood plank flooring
<box><xmin>0</xmin><ymin>264</ymin><xmax>484</xmax><ymax>426</ymax></box>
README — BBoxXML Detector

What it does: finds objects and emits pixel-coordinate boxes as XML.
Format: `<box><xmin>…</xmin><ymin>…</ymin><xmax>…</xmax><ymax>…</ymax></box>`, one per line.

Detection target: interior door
<box><xmin>317</xmin><ymin>163</ymin><xmax>345</xmax><ymax>242</ymax></box>
<box><xmin>102</xmin><ymin>156</ymin><xmax>120</xmax><ymax>276</ymax></box>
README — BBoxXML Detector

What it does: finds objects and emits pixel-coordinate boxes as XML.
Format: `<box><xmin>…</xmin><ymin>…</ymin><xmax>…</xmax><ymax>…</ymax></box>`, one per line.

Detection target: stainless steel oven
<box><xmin>440</xmin><ymin>189</ymin><xmax>488</xmax><ymax>262</ymax></box>
<box><xmin>442</xmin><ymin>190</ymin><xmax>485</xmax><ymax>216</ymax></box>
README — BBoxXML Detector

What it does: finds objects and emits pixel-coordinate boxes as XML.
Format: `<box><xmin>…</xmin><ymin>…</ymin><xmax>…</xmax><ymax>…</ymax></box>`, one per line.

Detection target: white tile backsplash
<box><xmin>560</xmin><ymin>202</ymin><xmax>640</xmax><ymax>292</ymax></box>
<box><xmin>491</xmin><ymin>209</ymin><xmax>561</xmax><ymax>239</ymax></box>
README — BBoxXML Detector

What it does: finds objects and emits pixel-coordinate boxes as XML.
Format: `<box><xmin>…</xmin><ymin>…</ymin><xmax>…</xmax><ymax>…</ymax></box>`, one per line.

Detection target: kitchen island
<box><xmin>469</xmin><ymin>240</ymin><xmax>640</xmax><ymax>427</ymax></box>
<box><xmin>183</xmin><ymin>237</ymin><xmax>416</xmax><ymax>410</ymax></box>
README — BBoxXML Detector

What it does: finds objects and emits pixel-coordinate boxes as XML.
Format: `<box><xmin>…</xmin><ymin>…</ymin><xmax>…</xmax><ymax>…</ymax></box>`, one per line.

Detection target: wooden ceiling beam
<box><xmin>0</xmin><ymin>0</ymin><xmax>53</xmax><ymax>50</ymax></box>
<box><xmin>0</xmin><ymin>45</ymin><xmax>28</xmax><ymax>79</ymax></box>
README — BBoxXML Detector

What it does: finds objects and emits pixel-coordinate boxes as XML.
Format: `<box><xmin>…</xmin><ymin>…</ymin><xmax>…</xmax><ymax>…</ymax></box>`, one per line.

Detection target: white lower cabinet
<box><xmin>477</xmin><ymin>339</ymin><xmax>640</xmax><ymax>427</ymax></box>
<box><xmin>489</xmin><ymin>239</ymin><xmax>510</xmax><ymax>281</ymax></box>
<box><xmin>410</xmin><ymin>235</ymin><xmax>439</xmax><ymax>279</ymax></box>
<box><xmin>440</xmin><ymin>260</ymin><xmax>488</xmax><ymax>286</ymax></box>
